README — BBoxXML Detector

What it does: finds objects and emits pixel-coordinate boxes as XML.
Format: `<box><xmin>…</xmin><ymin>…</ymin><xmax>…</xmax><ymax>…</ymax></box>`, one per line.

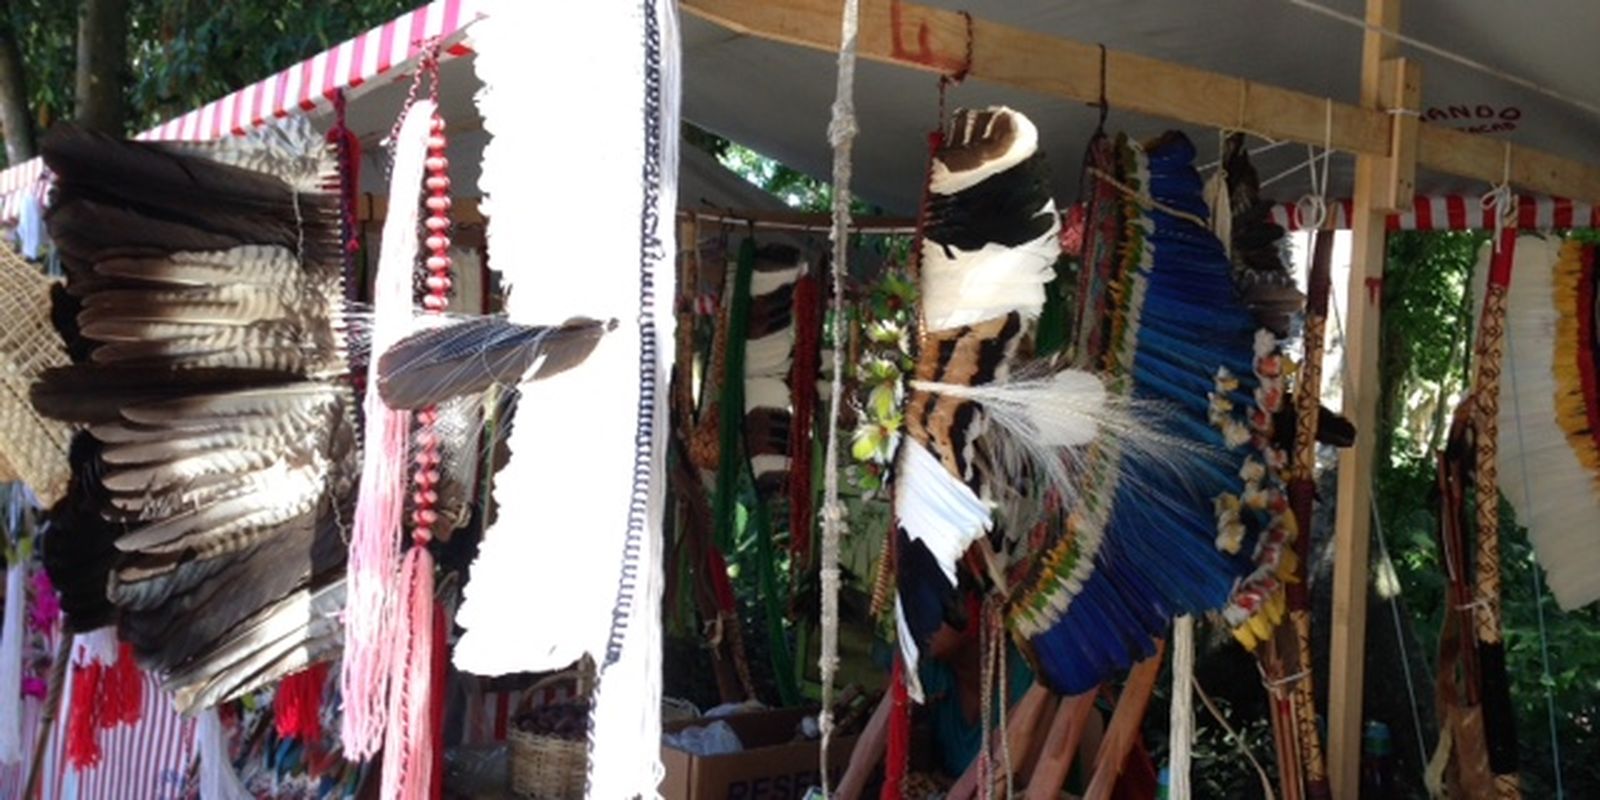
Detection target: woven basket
<box><xmin>0</xmin><ymin>247</ymin><xmax>72</xmax><ymax>505</ymax></box>
<box><xmin>509</xmin><ymin>658</ymin><xmax>595</xmax><ymax>799</ymax></box>
<box><xmin>508</xmin><ymin>729</ymin><xmax>586</xmax><ymax>799</ymax></box>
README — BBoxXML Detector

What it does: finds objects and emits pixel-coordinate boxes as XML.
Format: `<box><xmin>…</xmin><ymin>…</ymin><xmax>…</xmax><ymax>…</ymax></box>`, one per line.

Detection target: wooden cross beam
<box><xmin>682</xmin><ymin>0</ymin><xmax>1600</xmax><ymax>204</ymax></box>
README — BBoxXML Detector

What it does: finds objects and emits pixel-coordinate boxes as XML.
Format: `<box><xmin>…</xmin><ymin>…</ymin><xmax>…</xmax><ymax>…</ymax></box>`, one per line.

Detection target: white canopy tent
<box><xmin>0</xmin><ymin>1</ymin><xmax>1593</xmax><ymax>796</ymax></box>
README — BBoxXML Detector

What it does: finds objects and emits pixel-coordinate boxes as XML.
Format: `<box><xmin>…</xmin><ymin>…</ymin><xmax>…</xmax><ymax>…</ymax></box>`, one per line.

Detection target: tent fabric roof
<box><xmin>681</xmin><ymin>0</ymin><xmax>1600</xmax><ymax>215</ymax></box>
<box><xmin>3</xmin><ymin>0</ymin><xmax>1596</xmax><ymax>226</ymax></box>
<box><xmin>0</xmin><ymin>0</ymin><xmax>483</xmax><ymax>220</ymax></box>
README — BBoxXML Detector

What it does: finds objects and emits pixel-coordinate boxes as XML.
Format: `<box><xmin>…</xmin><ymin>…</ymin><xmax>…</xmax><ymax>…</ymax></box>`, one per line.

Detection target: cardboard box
<box><xmin>661</xmin><ymin>708</ymin><xmax>857</xmax><ymax>800</ymax></box>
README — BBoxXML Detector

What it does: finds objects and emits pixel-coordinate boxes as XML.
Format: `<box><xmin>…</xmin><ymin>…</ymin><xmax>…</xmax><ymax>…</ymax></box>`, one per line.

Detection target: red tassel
<box><xmin>428</xmin><ymin>602</ymin><xmax>448</xmax><ymax>800</ymax></box>
<box><xmin>275</xmin><ymin>662</ymin><xmax>329</xmax><ymax>742</ymax></box>
<box><xmin>881</xmin><ymin>656</ymin><xmax>911</xmax><ymax>800</ymax></box>
<box><xmin>99</xmin><ymin>643</ymin><xmax>143</xmax><ymax>729</ymax></box>
<box><xmin>66</xmin><ymin>661</ymin><xmax>103</xmax><ymax>770</ymax></box>
<box><xmin>325</xmin><ymin>89</ymin><xmax>363</xmax><ymax>259</ymax></box>
<box><xmin>788</xmin><ymin>275</ymin><xmax>821</xmax><ymax>572</ymax></box>
<box><xmin>380</xmin><ymin>548</ymin><xmax>437</xmax><ymax>799</ymax></box>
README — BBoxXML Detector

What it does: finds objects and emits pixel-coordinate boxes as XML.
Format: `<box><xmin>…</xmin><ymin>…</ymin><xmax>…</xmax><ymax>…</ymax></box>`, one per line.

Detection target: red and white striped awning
<box><xmin>0</xmin><ymin>0</ymin><xmax>481</xmax><ymax>222</ymax></box>
<box><xmin>1268</xmin><ymin>193</ymin><xmax>1599</xmax><ymax>232</ymax></box>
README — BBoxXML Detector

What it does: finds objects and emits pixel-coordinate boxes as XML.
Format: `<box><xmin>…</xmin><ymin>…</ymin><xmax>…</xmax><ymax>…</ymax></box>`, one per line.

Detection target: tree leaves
<box><xmin>2</xmin><ymin>0</ymin><xmax>414</xmax><ymax>160</ymax></box>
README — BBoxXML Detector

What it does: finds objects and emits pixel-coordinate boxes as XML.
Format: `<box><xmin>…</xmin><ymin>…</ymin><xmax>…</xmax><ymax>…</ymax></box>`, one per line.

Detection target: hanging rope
<box><xmin>1289</xmin><ymin>100</ymin><xmax>1334</xmax><ymax>230</ymax></box>
<box><xmin>1482</xmin><ymin>143</ymin><xmax>1516</xmax><ymax>250</ymax></box>
<box><xmin>1369</xmin><ymin>496</ymin><xmax>1434</xmax><ymax>784</ymax></box>
<box><xmin>818</xmin><ymin>0</ymin><xmax>861</xmax><ymax>792</ymax></box>
<box><xmin>1169</xmin><ymin>615</ymin><xmax>1196</xmax><ymax>800</ymax></box>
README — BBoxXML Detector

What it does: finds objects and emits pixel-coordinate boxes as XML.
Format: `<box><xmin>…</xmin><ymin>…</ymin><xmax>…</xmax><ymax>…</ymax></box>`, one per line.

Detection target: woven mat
<box><xmin>0</xmin><ymin>246</ymin><xmax>72</xmax><ymax>504</ymax></box>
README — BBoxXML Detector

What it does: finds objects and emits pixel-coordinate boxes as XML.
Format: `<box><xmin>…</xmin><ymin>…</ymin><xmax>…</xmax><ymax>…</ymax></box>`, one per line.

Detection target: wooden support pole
<box><xmin>1379</xmin><ymin>58</ymin><xmax>1423</xmax><ymax>212</ymax></box>
<box><xmin>1024</xmin><ymin>691</ymin><xmax>1098</xmax><ymax>800</ymax></box>
<box><xmin>682</xmin><ymin>0</ymin><xmax>1600</xmax><ymax>203</ymax></box>
<box><xmin>1327</xmin><ymin>0</ymin><xmax>1400</xmax><ymax>795</ymax></box>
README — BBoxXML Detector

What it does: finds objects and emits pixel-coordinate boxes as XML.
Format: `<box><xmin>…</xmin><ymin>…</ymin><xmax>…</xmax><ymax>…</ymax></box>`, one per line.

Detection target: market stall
<box><xmin>0</xmin><ymin>0</ymin><xmax>1593</xmax><ymax>798</ymax></box>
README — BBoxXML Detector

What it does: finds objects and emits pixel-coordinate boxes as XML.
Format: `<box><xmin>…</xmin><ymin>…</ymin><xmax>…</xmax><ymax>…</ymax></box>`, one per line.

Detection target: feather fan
<box><xmin>32</xmin><ymin>119</ymin><xmax>355</xmax><ymax>711</ymax></box>
<box><xmin>33</xmin><ymin>117</ymin><xmax>608</xmax><ymax>715</ymax></box>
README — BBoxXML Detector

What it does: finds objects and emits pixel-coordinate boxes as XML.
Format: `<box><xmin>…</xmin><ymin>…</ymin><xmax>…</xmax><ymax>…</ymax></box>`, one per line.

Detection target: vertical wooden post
<box><xmin>1328</xmin><ymin>0</ymin><xmax>1401</xmax><ymax>795</ymax></box>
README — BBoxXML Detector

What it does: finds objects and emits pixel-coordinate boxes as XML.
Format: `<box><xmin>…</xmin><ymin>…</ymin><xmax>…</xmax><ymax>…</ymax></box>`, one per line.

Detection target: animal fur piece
<box><xmin>742</xmin><ymin>245</ymin><xmax>804</xmax><ymax>498</ymax></box>
<box><xmin>892</xmin><ymin>107</ymin><xmax>1078</xmax><ymax>701</ymax></box>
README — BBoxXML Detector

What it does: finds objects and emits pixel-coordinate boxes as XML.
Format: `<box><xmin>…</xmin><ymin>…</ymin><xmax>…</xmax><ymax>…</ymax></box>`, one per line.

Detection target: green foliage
<box><xmin>3</xmin><ymin>0</ymin><xmax>414</xmax><ymax>151</ymax></box>
<box><xmin>1378</xmin><ymin>231</ymin><xmax>1484</xmax><ymax>463</ymax></box>
<box><xmin>717</xmin><ymin>141</ymin><xmax>835</xmax><ymax>212</ymax></box>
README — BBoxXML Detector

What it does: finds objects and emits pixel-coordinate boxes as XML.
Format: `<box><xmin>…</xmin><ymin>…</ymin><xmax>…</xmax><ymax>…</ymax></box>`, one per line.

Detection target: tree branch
<box><xmin>0</xmin><ymin>0</ymin><xmax>35</xmax><ymax>163</ymax></box>
<box><xmin>75</xmin><ymin>0</ymin><xmax>128</xmax><ymax>133</ymax></box>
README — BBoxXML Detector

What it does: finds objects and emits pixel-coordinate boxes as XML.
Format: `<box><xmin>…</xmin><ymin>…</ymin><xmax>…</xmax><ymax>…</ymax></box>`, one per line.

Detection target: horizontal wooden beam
<box><xmin>683</xmin><ymin>0</ymin><xmax>1600</xmax><ymax>203</ymax></box>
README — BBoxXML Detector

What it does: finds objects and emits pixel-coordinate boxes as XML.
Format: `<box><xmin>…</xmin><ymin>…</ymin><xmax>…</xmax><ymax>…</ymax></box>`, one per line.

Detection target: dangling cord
<box><xmin>326</xmin><ymin>89</ymin><xmax>363</xmax><ymax>301</ymax></box>
<box><xmin>992</xmin><ymin>601</ymin><xmax>1013</xmax><ymax>799</ymax></box>
<box><xmin>880</xmin><ymin>655</ymin><xmax>911</xmax><ymax>800</ymax></box>
<box><xmin>1285</xmin><ymin>99</ymin><xmax>1334</xmax><ymax>231</ymax></box>
<box><xmin>1169</xmin><ymin>615</ymin><xmax>1197</xmax><ymax>800</ymax></box>
<box><xmin>1482</xmin><ymin>142</ymin><xmax>1516</xmax><ymax>251</ymax></box>
<box><xmin>341</xmin><ymin>92</ymin><xmax>434</xmax><ymax>763</ymax></box>
<box><xmin>819</xmin><ymin>0</ymin><xmax>861</xmax><ymax>793</ymax></box>
<box><xmin>976</xmin><ymin>598</ymin><xmax>995</xmax><ymax>800</ymax></box>
<box><xmin>381</xmin><ymin>106</ymin><xmax>452</xmax><ymax>800</ymax></box>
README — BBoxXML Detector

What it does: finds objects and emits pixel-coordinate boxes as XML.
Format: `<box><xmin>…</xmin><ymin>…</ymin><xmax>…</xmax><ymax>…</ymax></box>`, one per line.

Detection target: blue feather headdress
<box><xmin>887</xmin><ymin>112</ymin><xmax>1296</xmax><ymax>699</ymax></box>
<box><xmin>1011</xmin><ymin>132</ymin><xmax>1295</xmax><ymax>692</ymax></box>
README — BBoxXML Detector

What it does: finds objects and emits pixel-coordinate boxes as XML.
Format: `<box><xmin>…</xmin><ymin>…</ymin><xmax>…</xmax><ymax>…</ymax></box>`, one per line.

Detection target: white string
<box><xmin>1169</xmin><ymin>615</ymin><xmax>1196</xmax><ymax>800</ymax></box>
<box><xmin>1328</xmin><ymin>270</ymin><xmax>1436</xmax><ymax>789</ymax></box>
<box><xmin>1482</xmin><ymin>143</ymin><xmax>1516</xmax><ymax>249</ymax></box>
<box><xmin>1369</xmin><ymin>495</ymin><xmax>1432</xmax><ymax>780</ymax></box>
<box><xmin>818</xmin><ymin>0</ymin><xmax>860</xmax><ymax>793</ymax></box>
<box><xmin>1281</xmin><ymin>0</ymin><xmax>1600</xmax><ymax>120</ymax></box>
<box><xmin>1503</xmin><ymin>313</ymin><xmax>1568</xmax><ymax>799</ymax></box>
<box><xmin>1196</xmin><ymin>135</ymin><xmax>1292</xmax><ymax>175</ymax></box>
<box><xmin>1287</xmin><ymin>99</ymin><xmax>1335</xmax><ymax>230</ymax></box>
<box><xmin>1259</xmin><ymin>149</ymin><xmax>1330</xmax><ymax>191</ymax></box>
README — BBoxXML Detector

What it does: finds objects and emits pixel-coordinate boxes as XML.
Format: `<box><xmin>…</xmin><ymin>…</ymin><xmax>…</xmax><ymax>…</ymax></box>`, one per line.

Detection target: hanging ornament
<box><xmin>380</xmin><ymin>101</ymin><xmax>452</xmax><ymax>800</ymax></box>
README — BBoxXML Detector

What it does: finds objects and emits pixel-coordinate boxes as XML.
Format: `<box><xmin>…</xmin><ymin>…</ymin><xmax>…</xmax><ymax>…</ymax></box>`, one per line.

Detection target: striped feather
<box><xmin>376</xmin><ymin>315</ymin><xmax>614</xmax><ymax>410</ymax></box>
<box><xmin>892</xmin><ymin>107</ymin><xmax>1060</xmax><ymax>692</ymax></box>
<box><xmin>35</xmin><ymin>115</ymin><xmax>358</xmax><ymax>707</ymax></box>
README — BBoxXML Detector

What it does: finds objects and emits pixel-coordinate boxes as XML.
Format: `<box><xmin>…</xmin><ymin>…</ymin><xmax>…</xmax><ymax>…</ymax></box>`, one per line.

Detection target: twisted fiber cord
<box><xmin>819</xmin><ymin>0</ymin><xmax>861</xmax><ymax>792</ymax></box>
<box><xmin>1169</xmin><ymin>615</ymin><xmax>1196</xmax><ymax>799</ymax></box>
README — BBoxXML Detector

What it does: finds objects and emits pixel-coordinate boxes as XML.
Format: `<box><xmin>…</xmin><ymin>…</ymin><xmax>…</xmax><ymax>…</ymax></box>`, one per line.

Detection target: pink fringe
<box><xmin>340</xmin><ymin>99</ymin><xmax>437</xmax><ymax>761</ymax></box>
<box><xmin>380</xmin><ymin>547</ymin><xmax>435</xmax><ymax>800</ymax></box>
